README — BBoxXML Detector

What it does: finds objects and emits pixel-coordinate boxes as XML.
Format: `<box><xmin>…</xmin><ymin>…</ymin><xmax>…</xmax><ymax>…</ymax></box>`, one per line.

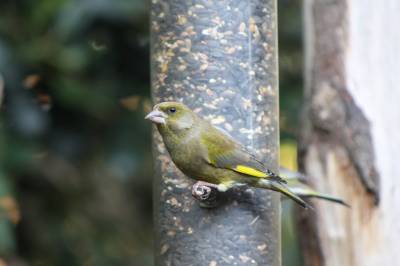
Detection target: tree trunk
<box><xmin>299</xmin><ymin>0</ymin><xmax>400</xmax><ymax>265</ymax></box>
<box><xmin>151</xmin><ymin>0</ymin><xmax>280</xmax><ymax>265</ymax></box>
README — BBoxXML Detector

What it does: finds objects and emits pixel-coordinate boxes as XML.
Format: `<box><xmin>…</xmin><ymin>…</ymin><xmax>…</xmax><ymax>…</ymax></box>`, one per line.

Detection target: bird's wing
<box><xmin>200</xmin><ymin>127</ymin><xmax>286</xmax><ymax>183</ymax></box>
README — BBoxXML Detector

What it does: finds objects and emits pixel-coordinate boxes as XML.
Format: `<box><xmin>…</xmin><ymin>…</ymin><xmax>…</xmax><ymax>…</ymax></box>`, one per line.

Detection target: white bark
<box><xmin>346</xmin><ymin>1</ymin><xmax>400</xmax><ymax>264</ymax></box>
<box><xmin>301</xmin><ymin>1</ymin><xmax>400</xmax><ymax>266</ymax></box>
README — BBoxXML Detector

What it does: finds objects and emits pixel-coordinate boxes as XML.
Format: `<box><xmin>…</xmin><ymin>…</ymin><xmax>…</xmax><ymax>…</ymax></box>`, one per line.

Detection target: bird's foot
<box><xmin>191</xmin><ymin>181</ymin><xmax>219</xmax><ymax>207</ymax></box>
<box><xmin>192</xmin><ymin>181</ymin><xmax>217</xmax><ymax>200</ymax></box>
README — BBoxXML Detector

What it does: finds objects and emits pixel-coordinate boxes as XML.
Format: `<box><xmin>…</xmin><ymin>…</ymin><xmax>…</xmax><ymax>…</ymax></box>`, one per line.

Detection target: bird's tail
<box><xmin>256</xmin><ymin>179</ymin><xmax>312</xmax><ymax>209</ymax></box>
<box><xmin>287</xmin><ymin>186</ymin><xmax>350</xmax><ymax>207</ymax></box>
<box><xmin>302</xmin><ymin>192</ymin><xmax>350</xmax><ymax>207</ymax></box>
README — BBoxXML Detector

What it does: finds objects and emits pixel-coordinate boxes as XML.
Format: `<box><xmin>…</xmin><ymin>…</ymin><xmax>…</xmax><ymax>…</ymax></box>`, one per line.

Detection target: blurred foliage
<box><xmin>279</xmin><ymin>0</ymin><xmax>304</xmax><ymax>141</ymax></box>
<box><xmin>280</xmin><ymin>141</ymin><xmax>303</xmax><ymax>266</ymax></box>
<box><xmin>0</xmin><ymin>0</ymin><xmax>152</xmax><ymax>265</ymax></box>
<box><xmin>0</xmin><ymin>0</ymin><xmax>303</xmax><ymax>265</ymax></box>
<box><xmin>280</xmin><ymin>141</ymin><xmax>298</xmax><ymax>173</ymax></box>
<box><xmin>279</xmin><ymin>1</ymin><xmax>304</xmax><ymax>266</ymax></box>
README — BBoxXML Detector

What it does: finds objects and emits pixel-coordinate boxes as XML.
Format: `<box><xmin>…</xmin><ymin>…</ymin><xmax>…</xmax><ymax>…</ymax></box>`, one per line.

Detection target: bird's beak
<box><xmin>145</xmin><ymin>109</ymin><xmax>167</xmax><ymax>124</ymax></box>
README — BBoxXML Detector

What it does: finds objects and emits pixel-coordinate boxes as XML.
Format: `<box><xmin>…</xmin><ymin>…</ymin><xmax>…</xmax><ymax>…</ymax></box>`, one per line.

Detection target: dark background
<box><xmin>0</xmin><ymin>0</ymin><xmax>303</xmax><ymax>265</ymax></box>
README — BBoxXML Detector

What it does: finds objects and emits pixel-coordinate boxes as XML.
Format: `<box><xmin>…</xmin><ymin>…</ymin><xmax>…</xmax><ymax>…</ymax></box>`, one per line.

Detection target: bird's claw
<box><xmin>191</xmin><ymin>181</ymin><xmax>219</xmax><ymax>208</ymax></box>
<box><xmin>192</xmin><ymin>183</ymin><xmax>212</xmax><ymax>201</ymax></box>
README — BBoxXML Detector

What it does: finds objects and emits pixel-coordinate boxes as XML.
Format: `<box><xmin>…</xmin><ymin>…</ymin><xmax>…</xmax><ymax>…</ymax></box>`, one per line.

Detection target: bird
<box><xmin>145</xmin><ymin>101</ymin><xmax>311</xmax><ymax>208</ymax></box>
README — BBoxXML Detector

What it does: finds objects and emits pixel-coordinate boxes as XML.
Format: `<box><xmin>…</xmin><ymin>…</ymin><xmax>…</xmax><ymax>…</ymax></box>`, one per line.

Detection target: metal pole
<box><xmin>151</xmin><ymin>0</ymin><xmax>280</xmax><ymax>265</ymax></box>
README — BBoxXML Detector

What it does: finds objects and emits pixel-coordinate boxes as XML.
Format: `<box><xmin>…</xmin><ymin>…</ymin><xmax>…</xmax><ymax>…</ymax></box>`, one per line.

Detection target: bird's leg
<box><xmin>191</xmin><ymin>181</ymin><xmax>219</xmax><ymax>201</ymax></box>
<box><xmin>191</xmin><ymin>181</ymin><xmax>244</xmax><ymax>208</ymax></box>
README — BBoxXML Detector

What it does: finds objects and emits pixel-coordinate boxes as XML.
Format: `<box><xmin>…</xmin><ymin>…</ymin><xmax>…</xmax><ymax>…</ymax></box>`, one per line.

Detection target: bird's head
<box><xmin>145</xmin><ymin>102</ymin><xmax>195</xmax><ymax>132</ymax></box>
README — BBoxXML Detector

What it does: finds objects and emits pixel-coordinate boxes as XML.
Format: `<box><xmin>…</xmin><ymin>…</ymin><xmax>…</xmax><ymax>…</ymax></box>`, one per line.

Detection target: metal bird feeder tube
<box><xmin>151</xmin><ymin>0</ymin><xmax>280</xmax><ymax>265</ymax></box>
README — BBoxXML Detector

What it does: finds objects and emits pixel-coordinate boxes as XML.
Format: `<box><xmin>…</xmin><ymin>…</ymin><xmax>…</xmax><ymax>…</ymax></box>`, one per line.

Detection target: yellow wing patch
<box><xmin>234</xmin><ymin>165</ymin><xmax>267</xmax><ymax>178</ymax></box>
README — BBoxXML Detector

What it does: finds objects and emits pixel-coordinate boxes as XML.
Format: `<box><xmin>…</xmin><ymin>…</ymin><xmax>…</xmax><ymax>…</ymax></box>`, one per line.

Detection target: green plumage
<box><xmin>146</xmin><ymin>101</ymin><xmax>310</xmax><ymax>208</ymax></box>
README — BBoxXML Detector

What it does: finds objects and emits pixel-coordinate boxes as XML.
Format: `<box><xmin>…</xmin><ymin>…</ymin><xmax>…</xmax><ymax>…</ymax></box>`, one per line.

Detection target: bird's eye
<box><xmin>169</xmin><ymin>107</ymin><xmax>176</xmax><ymax>113</ymax></box>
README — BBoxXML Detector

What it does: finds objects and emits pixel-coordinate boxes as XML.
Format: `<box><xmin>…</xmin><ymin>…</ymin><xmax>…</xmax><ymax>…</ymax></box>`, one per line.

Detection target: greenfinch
<box><xmin>146</xmin><ymin>101</ymin><xmax>310</xmax><ymax>208</ymax></box>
